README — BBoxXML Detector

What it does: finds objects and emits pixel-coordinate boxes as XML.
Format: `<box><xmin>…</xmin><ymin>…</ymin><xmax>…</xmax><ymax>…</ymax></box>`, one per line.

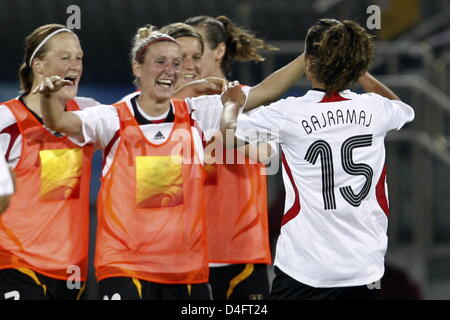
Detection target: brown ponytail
<box><xmin>18</xmin><ymin>63</ymin><xmax>34</xmax><ymax>94</ymax></box>
<box><xmin>186</xmin><ymin>15</ymin><xmax>278</xmax><ymax>77</ymax></box>
<box><xmin>306</xmin><ymin>19</ymin><xmax>375</xmax><ymax>94</ymax></box>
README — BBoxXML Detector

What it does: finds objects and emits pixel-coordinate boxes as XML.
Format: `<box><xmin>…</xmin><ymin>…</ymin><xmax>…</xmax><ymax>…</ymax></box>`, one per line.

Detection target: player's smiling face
<box><xmin>134</xmin><ymin>41</ymin><xmax>181</xmax><ymax>102</ymax></box>
<box><xmin>194</xmin><ymin>26</ymin><xmax>219</xmax><ymax>78</ymax></box>
<box><xmin>35</xmin><ymin>32</ymin><xmax>83</xmax><ymax>100</ymax></box>
<box><xmin>175</xmin><ymin>36</ymin><xmax>203</xmax><ymax>89</ymax></box>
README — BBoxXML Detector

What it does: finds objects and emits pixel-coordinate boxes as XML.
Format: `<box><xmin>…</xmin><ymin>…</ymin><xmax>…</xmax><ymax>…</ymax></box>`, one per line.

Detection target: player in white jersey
<box><xmin>0</xmin><ymin>156</ymin><xmax>14</xmax><ymax>214</ymax></box>
<box><xmin>221</xmin><ymin>19</ymin><xmax>415</xmax><ymax>300</ymax></box>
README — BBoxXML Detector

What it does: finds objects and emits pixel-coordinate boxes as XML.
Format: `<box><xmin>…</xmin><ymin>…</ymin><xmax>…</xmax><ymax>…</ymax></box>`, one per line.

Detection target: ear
<box><xmin>32</xmin><ymin>58</ymin><xmax>44</xmax><ymax>75</ymax></box>
<box><xmin>132</xmin><ymin>61</ymin><xmax>141</xmax><ymax>79</ymax></box>
<box><xmin>303</xmin><ymin>56</ymin><xmax>314</xmax><ymax>82</ymax></box>
<box><xmin>305</xmin><ymin>56</ymin><xmax>312</xmax><ymax>73</ymax></box>
<box><xmin>215</xmin><ymin>42</ymin><xmax>226</xmax><ymax>62</ymax></box>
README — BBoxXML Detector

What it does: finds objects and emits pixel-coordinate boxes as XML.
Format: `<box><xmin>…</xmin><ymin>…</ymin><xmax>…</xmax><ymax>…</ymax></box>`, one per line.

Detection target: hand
<box><xmin>196</xmin><ymin>77</ymin><xmax>226</xmax><ymax>95</ymax></box>
<box><xmin>31</xmin><ymin>76</ymin><xmax>73</xmax><ymax>97</ymax></box>
<box><xmin>221</xmin><ymin>81</ymin><xmax>246</xmax><ymax>108</ymax></box>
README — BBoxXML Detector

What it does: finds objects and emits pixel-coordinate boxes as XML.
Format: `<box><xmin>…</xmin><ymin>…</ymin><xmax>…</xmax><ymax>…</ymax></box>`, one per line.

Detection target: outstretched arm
<box><xmin>33</xmin><ymin>76</ymin><xmax>83</xmax><ymax>139</ymax></box>
<box><xmin>358</xmin><ymin>71</ymin><xmax>401</xmax><ymax>100</ymax></box>
<box><xmin>173</xmin><ymin>77</ymin><xmax>226</xmax><ymax>99</ymax></box>
<box><xmin>244</xmin><ymin>53</ymin><xmax>305</xmax><ymax>111</ymax></box>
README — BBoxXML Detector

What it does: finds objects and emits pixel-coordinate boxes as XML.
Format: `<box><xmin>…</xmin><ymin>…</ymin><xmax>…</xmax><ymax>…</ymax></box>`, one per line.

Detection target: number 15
<box><xmin>304</xmin><ymin>134</ymin><xmax>374</xmax><ymax>210</ymax></box>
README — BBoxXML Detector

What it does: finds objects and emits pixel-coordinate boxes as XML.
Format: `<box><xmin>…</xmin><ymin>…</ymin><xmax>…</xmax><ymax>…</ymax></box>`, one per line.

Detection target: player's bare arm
<box><xmin>358</xmin><ymin>71</ymin><xmax>401</xmax><ymax>100</ymax></box>
<box><xmin>245</xmin><ymin>53</ymin><xmax>305</xmax><ymax>111</ymax></box>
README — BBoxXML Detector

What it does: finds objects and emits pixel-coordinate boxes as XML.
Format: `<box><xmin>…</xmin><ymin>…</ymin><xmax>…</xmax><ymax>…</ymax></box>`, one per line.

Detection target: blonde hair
<box><xmin>130</xmin><ymin>24</ymin><xmax>158</xmax><ymax>64</ymax></box>
<box><xmin>130</xmin><ymin>24</ymin><xmax>178</xmax><ymax>63</ymax></box>
<box><xmin>130</xmin><ymin>25</ymin><xmax>180</xmax><ymax>87</ymax></box>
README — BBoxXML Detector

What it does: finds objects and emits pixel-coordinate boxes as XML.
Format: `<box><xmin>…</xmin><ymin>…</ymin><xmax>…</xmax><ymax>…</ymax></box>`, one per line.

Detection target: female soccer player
<box><xmin>159</xmin><ymin>22</ymin><xmax>204</xmax><ymax>89</ymax></box>
<box><xmin>185</xmin><ymin>15</ymin><xmax>280</xmax><ymax>300</ymax></box>
<box><xmin>0</xmin><ymin>24</ymin><xmax>98</xmax><ymax>300</ymax></box>
<box><xmin>221</xmin><ymin>19</ymin><xmax>415</xmax><ymax>300</ymax></box>
<box><xmin>35</xmin><ymin>25</ymin><xmax>245</xmax><ymax>300</ymax></box>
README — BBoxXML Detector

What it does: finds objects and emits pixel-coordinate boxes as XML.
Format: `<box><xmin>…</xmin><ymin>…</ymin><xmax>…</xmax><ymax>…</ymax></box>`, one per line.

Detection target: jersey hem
<box><xmin>96</xmin><ymin>272</ymin><xmax>209</xmax><ymax>285</ymax></box>
<box><xmin>0</xmin><ymin>264</ymin><xmax>87</xmax><ymax>282</ymax></box>
<box><xmin>275</xmin><ymin>263</ymin><xmax>384</xmax><ymax>288</ymax></box>
<box><xmin>208</xmin><ymin>258</ymin><xmax>271</xmax><ymax>265</ymax></box>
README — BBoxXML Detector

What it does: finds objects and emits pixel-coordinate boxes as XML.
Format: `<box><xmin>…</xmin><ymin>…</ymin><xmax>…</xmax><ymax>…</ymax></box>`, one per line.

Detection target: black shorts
<box><xmin>98</xmin><ymin>276</ymin><xmax>212</xmax><ymax>300</ymax></box>
<box><xmin>209</xmin><ymin>264</ymin><xmax>270</xmax><ymax>300</ymax></box>
<box><xmin>0</xmin><ymin>268</ymin><xmax>85</xmax><ymax>300</ymax></box>
<box><xmin>270</xmin><ymin>266</ymin><xmax>380</xmax><ymax>300</ymax></box>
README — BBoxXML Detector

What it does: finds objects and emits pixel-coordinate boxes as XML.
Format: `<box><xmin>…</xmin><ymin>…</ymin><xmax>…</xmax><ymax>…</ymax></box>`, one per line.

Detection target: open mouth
<box><xmin>156</xmin><ymin>79</ymin><xmax>174</xmax><ymax>88</ymax></box>
<box><xmin>182</xmin><ymin>74</ymin><xmax>196</xmax><ymax>81</ymax></box>
<box><xmin>64</xmin><ymin>76</ymin><xmax>77</xmax><ymax>85</ymax></box>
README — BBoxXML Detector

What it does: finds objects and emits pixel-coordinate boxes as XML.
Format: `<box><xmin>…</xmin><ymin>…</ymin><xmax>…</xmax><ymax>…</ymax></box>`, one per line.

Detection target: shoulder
<box><xmin>72</xmin><ymin>103</ymin><xmax>119</xmax><ymax>119</ymax></box>
<box><xmin>272</xmin><ymin>90</ymin><xmax>327</xmax><ymax>108</ymax></box>
<box><xmin>264</xmin><ymin>96</ymin><xmax>304</xmax><ymax>114</ymax></box>
<box><xmin>74</xmin><ymin>96</ymin><xmax>102</xmax><ymax>109</ymax></box>
<box><xmin>184</xmin><ymin>94</ymin><xmax>222</xmax><ymax>113</ymax></box>
<box><xmin>345</xmin><ymin>90</ymin><xmax>388</xmax><ymax>104</ymax></box>
<box><xmin>349</xmin><ymin>91</ymin><xmax>410</xmax><ymax>110</ymax></box>
<box><xmin>185</xmin><ymin>94</ymin><xmax>221</xmax><ymax>106</ymax></box>
<box><xmin>0</xmin><ymin>104</ymin><xmax>17</xmax><ymax>129</ymax></box>
<box><xmin>114</xmin><ymin>91</ymin><xmax>139</xmax><ymax>115</ymax></box>
<box><xmin>118</xmin><ymin>91</ymin><xmax>140</xmax><ymax>103</ymax></box>
<box><xmin>170</xmin><ymin>98</ymin><xmax>188</xmax><ymax>114</ymax></box>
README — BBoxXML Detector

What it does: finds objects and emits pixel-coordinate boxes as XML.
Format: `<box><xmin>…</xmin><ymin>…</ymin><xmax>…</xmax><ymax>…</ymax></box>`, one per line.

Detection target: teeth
<box><xmin>157</xmin><ymin>80</ymin><xmax>173</xmax><ymax>85</ymax></box>
<box><xmin>183</xmin><ymin>75</ymin><xmax>195</xmax><ymax>79</ymax></box>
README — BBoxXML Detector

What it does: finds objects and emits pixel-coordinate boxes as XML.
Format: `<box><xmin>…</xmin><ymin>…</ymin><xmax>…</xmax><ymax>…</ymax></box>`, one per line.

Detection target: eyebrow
<box><xmin>56</xmin><ymin>50</ymin><xmax>84</xmax><ymax>55</ymax></box>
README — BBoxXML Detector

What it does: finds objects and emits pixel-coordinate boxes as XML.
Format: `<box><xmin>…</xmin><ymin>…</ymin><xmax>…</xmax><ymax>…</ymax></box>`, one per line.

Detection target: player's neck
<box><xmin>137</xmin><ymin>93</ymin><xmax>170</xmax><ymax>117</ymax></box>
<box><xmin>217</xmin><ymin>71</ymin><xmax>227</xmax><ymax>81</ymax></box>
<box><xmin>310</xmin><ymin>78</ymin><xmax>325</xmax><ymax>91</ymax></box>
<box><xmin>22</xmin><ymin>92</ymin><xmax>66</xmax><ymax>118</ymax></box>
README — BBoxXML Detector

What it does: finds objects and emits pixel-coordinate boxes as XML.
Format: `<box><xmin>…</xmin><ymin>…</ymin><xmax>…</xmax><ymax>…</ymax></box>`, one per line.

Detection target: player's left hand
<box><xmin>31</xmin><ymin>75</ymin><xmax>73</xmax><ymax>96</ymax></box>
<box><xmin>221</xmin><ymin>80</ymin><xmax>246</xmax><ymax>108</ymax></box>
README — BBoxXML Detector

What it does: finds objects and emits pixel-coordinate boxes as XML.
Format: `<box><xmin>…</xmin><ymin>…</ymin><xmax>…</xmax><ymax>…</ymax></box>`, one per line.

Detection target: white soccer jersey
<box><xmin>71</xmin><ymin>91</ymin><xmax>225</xmax><ymax>176</ymax></box>
<box><xmin>0</xmin><ymin>96</ymin><xmax>99</xmax><ymax>167</ymax></box>
<box><xmin>0</xmin><ymin>156</ymin><xmax>13</xmax><ymax>196</ymax></box>
<box><xmin>236</xmin><ymin>89</ymin><xmax>415</xmax><ymax>287</ymax></box>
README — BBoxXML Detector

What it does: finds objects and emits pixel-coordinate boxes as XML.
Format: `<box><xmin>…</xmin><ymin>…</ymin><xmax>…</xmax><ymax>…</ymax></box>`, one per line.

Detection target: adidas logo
<box><xmin>154</xmin><ymin>131</ymin><xmax>165</xmax><ymax>140</ymax></box>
